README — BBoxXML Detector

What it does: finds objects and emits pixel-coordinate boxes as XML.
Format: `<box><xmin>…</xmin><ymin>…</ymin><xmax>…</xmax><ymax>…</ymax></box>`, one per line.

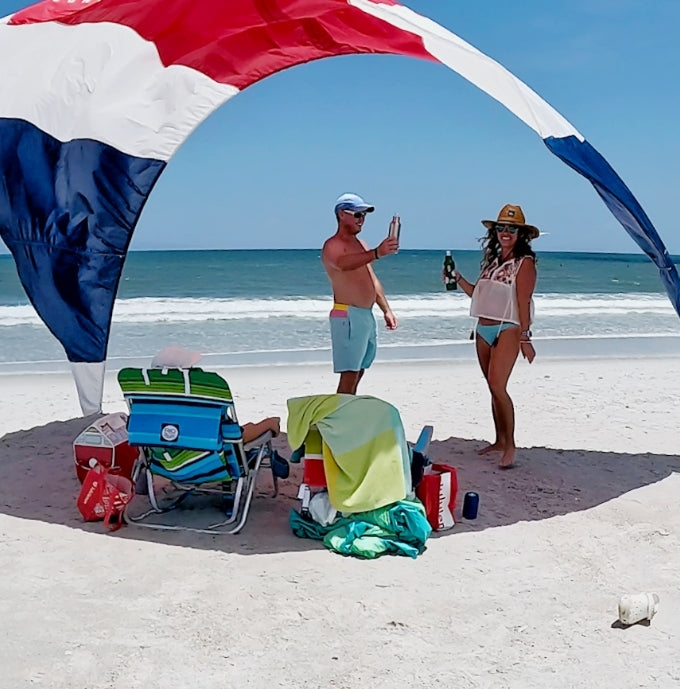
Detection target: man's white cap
<box><xmin>334</xmin><ymin>192</ymin><xmax>375</xmax><ymax>214</ymax></box>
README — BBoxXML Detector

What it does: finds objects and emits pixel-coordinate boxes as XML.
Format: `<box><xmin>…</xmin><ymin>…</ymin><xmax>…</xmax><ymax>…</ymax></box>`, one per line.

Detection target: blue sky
<box><xmin>1</xmin><ymin>0</ymin><xmax>679</xmax><ymax>254</ymax></box>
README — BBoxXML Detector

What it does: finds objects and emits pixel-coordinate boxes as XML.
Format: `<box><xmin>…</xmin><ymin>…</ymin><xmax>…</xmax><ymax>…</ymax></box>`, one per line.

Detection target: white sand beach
<box><xmin>1</xmin><ymin>355</ymin><xmax>679</xmax><ymax>688</ymax></box>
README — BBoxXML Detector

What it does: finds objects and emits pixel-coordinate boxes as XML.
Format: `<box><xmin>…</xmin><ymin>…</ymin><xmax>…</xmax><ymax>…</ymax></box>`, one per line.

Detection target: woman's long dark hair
<box><xmin>479</xmin><ymin>226</ymin><xmax>536</xmax><ymax>270</ymax></box>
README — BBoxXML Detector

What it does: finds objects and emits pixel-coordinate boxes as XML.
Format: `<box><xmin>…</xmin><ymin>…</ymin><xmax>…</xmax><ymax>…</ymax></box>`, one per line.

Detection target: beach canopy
<box><xmin>1</xmin><ymin>0</ymin><xmax>679</xmax><ymax>414</ymax></box>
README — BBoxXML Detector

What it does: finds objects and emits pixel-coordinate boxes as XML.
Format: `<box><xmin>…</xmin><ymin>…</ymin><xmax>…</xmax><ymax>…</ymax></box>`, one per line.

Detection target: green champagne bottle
<box><xmin>443</xmin><ymin>251</ymin><xmax>457</xmax><ymax>291</ymax></box>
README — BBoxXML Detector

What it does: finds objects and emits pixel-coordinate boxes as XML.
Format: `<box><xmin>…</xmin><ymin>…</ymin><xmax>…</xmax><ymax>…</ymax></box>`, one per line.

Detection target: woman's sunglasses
<box><xmin>343</xmin><ymin>209</ymin><xmax>367</xmax><ymax>219</ymax></box>
<box><xmin>495</xmin><ymin>224</ymin><xmax>521</xmax><ymax>234</ymax></box>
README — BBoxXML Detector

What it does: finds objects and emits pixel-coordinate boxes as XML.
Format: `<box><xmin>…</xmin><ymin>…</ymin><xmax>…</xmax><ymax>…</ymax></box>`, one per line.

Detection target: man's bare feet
<box><xmin>499</xmin><ymin>448</ymin><xmax>516</xmax><ymax>469</ymax></box>
<box><xmin>477</xmin><ymin>442</ymin><xmax>503</xmax><ymax>456</ymax></box>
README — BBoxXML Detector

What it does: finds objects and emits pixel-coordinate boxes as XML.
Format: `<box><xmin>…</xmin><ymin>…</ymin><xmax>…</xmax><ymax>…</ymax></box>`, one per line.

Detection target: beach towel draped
<box><xmin>286</xmin><ymin>394</ymin><xmax>411</xmax><ymax>513</ymax></box>
<box><xmin>289</xmin><ymin>500</ymin><xmax>431</xmax><ymax>559</ymax></box>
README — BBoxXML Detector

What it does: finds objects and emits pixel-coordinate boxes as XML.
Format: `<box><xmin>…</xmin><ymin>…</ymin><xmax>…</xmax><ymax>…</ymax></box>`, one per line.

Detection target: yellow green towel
<box><xmin>286</xmin><ymin>394</ymin><xmax>410</xmax><ymax>513</ymax></box>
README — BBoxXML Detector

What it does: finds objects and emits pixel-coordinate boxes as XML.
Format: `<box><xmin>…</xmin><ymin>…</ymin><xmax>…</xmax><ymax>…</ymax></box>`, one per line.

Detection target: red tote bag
<box><xmin>416</xmin><ymin>463</ymin><xmax>458</xmax><ymax>531</ymax></box>
<box><xmin>77</xmin><ymin>463</ymin><xmax>134</xmax><ymax>531</ymax></box>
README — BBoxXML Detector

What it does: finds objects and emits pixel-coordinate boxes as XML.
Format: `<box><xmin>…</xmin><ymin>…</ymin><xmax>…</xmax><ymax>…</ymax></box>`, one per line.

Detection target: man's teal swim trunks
<box><xmin>329</xmin><ymin>303</ymin><xmax>377</xmax><ymax>373</ymax></box>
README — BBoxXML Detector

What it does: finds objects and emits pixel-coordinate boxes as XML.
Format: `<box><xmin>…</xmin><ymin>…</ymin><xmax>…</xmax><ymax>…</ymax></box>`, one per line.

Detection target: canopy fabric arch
<box><xmin>1</xmin><ymin>0</ymin><xmax>678</xmax><ymax>414</ymax></box>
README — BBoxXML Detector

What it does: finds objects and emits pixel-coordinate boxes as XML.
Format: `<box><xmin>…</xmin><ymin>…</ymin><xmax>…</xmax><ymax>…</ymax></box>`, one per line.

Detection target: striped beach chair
<box><xmin>118</xmin><ymin>367</ymin><xmax>276</xmax><ymax>534</ymax></box>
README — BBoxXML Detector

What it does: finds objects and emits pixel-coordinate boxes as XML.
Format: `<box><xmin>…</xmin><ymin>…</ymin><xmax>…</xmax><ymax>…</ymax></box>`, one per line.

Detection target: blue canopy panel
<box><xmin>0</xmin><ymin>118</ymin><xmax>165</xmax><ymax>362</ymax></box>
<box><xmin>545</xmin><ymin>136</ymin><xmax>680</xmax><ymax>316</ymax></box>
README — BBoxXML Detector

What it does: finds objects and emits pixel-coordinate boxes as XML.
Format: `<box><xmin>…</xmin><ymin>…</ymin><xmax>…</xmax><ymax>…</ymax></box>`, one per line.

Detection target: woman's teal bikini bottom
<box><xmin>475</xmin><ymin>322</ymin><xmax>517</xmax><ymax>347</ymax></box>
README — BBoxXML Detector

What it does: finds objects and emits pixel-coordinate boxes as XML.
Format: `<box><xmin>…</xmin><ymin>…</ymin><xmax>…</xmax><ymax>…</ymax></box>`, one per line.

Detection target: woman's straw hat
<box><xmin>482</xmin><ymin>204</ymin><xmax>540</xmax><ymax>240</ymax></box>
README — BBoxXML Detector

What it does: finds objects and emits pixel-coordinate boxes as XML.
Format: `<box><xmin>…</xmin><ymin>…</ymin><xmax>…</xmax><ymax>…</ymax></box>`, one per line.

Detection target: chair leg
<box><xmin>209</xmin><ymin>442</ymin><xmax>268</xmax><ymax>534</ymax></box>
<box><xmin>125</xmin><ymin>455</ymin><xmax>168</xmax><ymax>523</ymax></box>
<box><xmin>218</xmin><ymin>477</ymin><xmax>244</xmax><ymax>526</ymax></box>
<box><xmin>124</xmin><ymin>441</ymin><xmax>273</xmax><ymax>534</ymax></box>
<box><xmin>263</xmin><ymin>441</ymin><xmax>278</xmax><ymax>498</ymax></box>
<box><xmin>146</xmin><ymin>467</ymin><xmax>160</xmax><ymax>512</ymax></box>
<box><xmin>126</xmin><ymin>463</ymin><xmax>194</xmax><ymax>523</ymax></box>
<box><xmin>253</xmin><ymin>440</ymin><xmax>277</xmax><ymax>497</ymax></box>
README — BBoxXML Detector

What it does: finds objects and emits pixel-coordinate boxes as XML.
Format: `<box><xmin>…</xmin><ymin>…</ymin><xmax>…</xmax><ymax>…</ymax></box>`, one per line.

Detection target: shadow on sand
<box><xmin>1</xmin><ymin>417</ymin><xmax>678</xmax><ymax>554</ymax></box>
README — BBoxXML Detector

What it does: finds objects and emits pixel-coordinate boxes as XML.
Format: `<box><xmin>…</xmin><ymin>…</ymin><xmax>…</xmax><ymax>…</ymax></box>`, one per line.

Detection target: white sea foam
<box><xmin>1</xmin><ymin>292</ymin><xmax>675</xmax><ymax>326</ymax></box>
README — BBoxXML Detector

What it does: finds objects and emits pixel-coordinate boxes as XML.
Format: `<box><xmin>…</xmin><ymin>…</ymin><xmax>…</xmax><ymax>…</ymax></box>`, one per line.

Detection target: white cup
<box><xmin>618</xmin><ymin>593</ymin><xmax>659</xmax><ymax>626</ymax></box>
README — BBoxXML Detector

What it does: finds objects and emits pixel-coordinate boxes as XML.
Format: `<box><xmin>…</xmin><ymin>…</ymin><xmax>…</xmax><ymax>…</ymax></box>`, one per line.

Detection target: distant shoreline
<box><xmin>1</xmin><ymin>333</ymin><xmax>678</xmax><ymax>376</ymax></box>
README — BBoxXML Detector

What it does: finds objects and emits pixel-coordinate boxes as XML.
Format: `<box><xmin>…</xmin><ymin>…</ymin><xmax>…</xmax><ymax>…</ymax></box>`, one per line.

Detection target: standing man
<box><xmin>321</xmin><ymin>192</ymin><xmax>399</xmax><ymax>394</ymax></box>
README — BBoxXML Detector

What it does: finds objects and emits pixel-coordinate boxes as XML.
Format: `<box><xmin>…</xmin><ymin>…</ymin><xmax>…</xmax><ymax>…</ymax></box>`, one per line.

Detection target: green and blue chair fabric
<box><xmin>118</xmin><ymin>366</ymin><xmax>276</xmax><ymax>534</ymax></box>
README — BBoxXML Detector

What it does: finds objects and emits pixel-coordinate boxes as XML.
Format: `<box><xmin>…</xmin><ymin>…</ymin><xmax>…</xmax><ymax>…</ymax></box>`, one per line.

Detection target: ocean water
<box><xmin>1</xmin><ymin>249</ymin><xmax>679</xmax><ymax>373</ymax></box>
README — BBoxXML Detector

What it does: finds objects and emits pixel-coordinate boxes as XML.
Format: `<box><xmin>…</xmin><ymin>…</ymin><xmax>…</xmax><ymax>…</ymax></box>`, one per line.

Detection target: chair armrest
<box><xmin>243</xmin><ymin>430</ymin><xmax>273</xmax><ymax>451</ymax></box>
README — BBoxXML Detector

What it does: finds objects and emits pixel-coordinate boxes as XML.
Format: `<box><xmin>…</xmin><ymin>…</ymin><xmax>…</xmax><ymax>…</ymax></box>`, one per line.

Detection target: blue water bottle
<box><xmin>462</xmin><ymin>491</ymin><xmax>479</xmax><ymax>520</ymax></box>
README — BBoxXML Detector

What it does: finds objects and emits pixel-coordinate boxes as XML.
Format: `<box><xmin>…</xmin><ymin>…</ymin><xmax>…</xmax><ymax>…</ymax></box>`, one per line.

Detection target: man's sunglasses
<box><xmin>495</xmin><ymin>224</ymin><xmax>521</xmax><ymax>234</ymax></box>
<box><xmin>343</xmin><ymin>209</ymin><xmax>367</xmax><ymax>219</ymax></box>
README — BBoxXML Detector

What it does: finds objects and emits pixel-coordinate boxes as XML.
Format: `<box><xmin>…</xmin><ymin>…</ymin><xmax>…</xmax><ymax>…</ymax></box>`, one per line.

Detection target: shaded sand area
<box><xmin>1</xmin><ymin>357</ymin><xmax>679</xmax><ymax>688</ymax></box>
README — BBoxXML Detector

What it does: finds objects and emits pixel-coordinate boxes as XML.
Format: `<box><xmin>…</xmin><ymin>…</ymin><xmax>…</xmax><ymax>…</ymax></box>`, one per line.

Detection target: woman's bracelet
<box><xmin>520</xmin><ymin>339</ymin><xmax>532</xmax><ymax>344</ymax></box>
<box><xmin>373</xmin><ymin>248</ymin><xmax>379</xmax><ymax>260</ymax></box>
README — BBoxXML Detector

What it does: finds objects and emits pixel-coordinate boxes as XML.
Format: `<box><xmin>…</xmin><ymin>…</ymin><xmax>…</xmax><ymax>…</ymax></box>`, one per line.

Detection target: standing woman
<box><xmin>455</xmin><ymin>204</ymin><xmax>538</xmax><ymax>469</ymax></box>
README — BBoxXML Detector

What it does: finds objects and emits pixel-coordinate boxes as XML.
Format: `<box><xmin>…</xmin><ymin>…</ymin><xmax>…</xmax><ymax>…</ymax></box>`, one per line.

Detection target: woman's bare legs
<box><xmin>475</xmin><ymin>337</ymin><xmax>505</xmax><ymax>455</ymax></box>
<box><xmin>241</xmin><ymin>416</ymin><xmax>280</xmax><ymax>443</ymax></box>
<box><xmin>475</xmin><ymin>328</ymin><xmax>521</xmax><ymax>466</ymax></box>
<box><xmin>485</xmin><ymin>329</ymin><xmax>520</xmax><ymax>467</ymax></box>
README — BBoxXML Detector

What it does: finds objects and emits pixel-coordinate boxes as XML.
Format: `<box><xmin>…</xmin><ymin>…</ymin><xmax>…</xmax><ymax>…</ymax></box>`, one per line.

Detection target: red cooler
<box><xmin>73</xmin><ymin>412</ymin><xmax>139</xmax><ymax>483</ymax></box>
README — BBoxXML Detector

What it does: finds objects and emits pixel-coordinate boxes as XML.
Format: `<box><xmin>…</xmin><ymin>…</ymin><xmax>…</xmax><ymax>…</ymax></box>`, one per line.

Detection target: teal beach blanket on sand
<box><xmin>290</xmin><ymin>500</ymin><xmax>431</xmax><ymax>559</ymax></box>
